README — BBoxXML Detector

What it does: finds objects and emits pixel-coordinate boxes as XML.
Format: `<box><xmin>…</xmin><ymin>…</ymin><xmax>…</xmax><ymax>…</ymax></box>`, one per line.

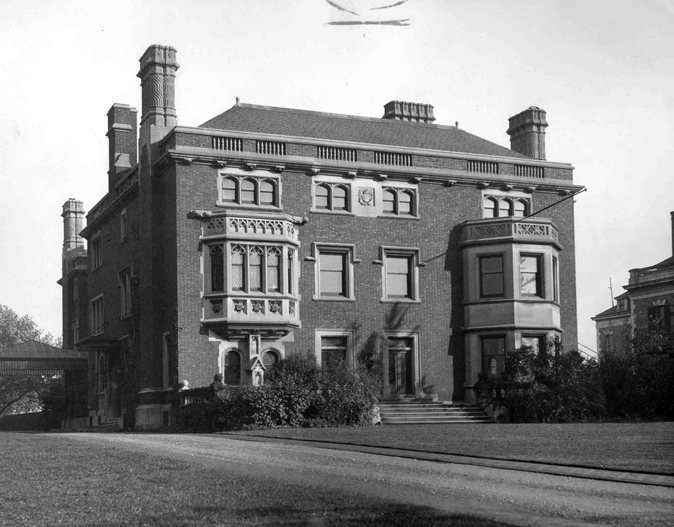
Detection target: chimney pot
<box><xmin>137</xmin><ymin>45</ymin><xmax>179</xmax><ymax>133</ymax></box>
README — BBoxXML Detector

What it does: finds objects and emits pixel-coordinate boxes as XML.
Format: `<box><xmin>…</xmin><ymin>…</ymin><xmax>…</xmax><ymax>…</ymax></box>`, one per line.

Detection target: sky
<box><xmin>1</xmin><ymin>0</ymin><xmax>673</xmax><ymax>355</ymax></box>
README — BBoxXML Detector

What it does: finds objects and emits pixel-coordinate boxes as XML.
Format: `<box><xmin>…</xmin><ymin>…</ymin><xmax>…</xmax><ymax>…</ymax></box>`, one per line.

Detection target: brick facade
<box><xmin>64</xmin><ymin>45</ymin><xmax>582</xmax><ymax>428</ymax></box>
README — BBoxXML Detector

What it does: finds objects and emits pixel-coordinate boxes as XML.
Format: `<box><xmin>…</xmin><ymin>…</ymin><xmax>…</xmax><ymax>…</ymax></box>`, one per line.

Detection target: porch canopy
<box><xmin>0</xmin><ymin>340</ymin><xmax>88</xmax><ymax>376</ymax></box>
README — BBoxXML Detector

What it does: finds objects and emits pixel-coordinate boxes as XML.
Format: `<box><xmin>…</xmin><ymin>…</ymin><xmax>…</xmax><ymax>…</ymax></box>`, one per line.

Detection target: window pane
<box><xmin>383</xmin><ymin>189</ymin><xmax>396</xmax><ymax>213</ymax></box>
<box><xmin>480</xmin><ymin>256</ymin><xmax>504</xmax><ymax>297</ymax></box>
<box><xmin>287</xmin><ymin>249</ymin><xmax>294</xmax><ymax>295</ymax></box>
<box><xmin>333</xmin><ymin>186</ymin><xmax>348</xmax><ymax>211</ymax></box>
<box><xmin>483</xmin><ymin>198</ymin><xmax>497</xmax><ymax>218</ymax></box>
<box><xmin>262</xmin><ymin>350</ymin><xmax>279</xmax><ymax>368</ymax></box>
<box><xmin>387</xmin><ymin>256</ymin><xmax>411</xmax><ymax>298</ymax></box>
<box><xmin>225</xmin><ymin>351</ymin><xmax>241</xmax><ymax>385</ymax></box>
<box><xmin>315</xmin><ymin>184</ymin><xmax>329</xmax><ymax>209</ymax></box>
<box><xmin>320</xmin><ymin>253</ymin><xmax>345</xmax><ymax>296</ymax></box>
<box><xmin>321</xmin><ymin>336</ymin><xmax>347</xmax><ymax>368</ymax></box>
<box><xmin>210</xmin><ymin>245</ymin><xmax>224</xmax><ymax>292</ymax></box>
<box><xmin>249</xmin><ymin>246</ymin><xmax>263</xmax><ymax>291</ymax></box>
<box><xmin>231</xmin><ymin>246</ymin><xmax>245</xmax><ymax>291</ymax></box>
<box><xmin>221</xmin><ymin>177</ymin><xmax>237</xmax><ymax>202</ymax></box>
<box><xmin>241</xmin><ymin>179</ymin><xmax>256</xmax><ymax>204</ymax></box>
<box><xmin>499</xmin><ymin>199</ymin><xmax>511</xmax><ymax>217</ymax></box>
<box><xmin>520</xmin><ymin>255</ymin><xmax>540</xmax><ymax>296</ymax></box>
<box><xmin>399</xmin><ymin>191</ymin><xmax>413</xmax><ymax>215</ymax></box>
<box><xmin>513</xmin><ymin>200</ymin><xmax>526</xmax><ymax>217</ymax></box>
<box><xmin>260</xmin><ymin>180</ymin><xmax>275</xmax><ymax>205</ymax></box>
<box><xmin>267</xmin><ymin>248</ymin><xmax>280</xmax><ymax>292</ymax></box>
<box><xmin>481</xmin><ymin>336</ymin><xmax>505</xmax><ymax>376</ymax></box>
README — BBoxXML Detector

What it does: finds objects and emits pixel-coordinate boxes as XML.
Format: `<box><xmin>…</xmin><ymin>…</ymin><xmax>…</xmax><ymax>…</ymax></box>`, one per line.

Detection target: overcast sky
<box><xmin>1</xmin><ymin>0</ymin><xmax>672</xmax><ymax>354</ymax></box>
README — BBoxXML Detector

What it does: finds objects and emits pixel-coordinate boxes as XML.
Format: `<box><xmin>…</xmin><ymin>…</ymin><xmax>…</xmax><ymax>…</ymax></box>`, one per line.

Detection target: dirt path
<box><xmin>64</xmin><ymin>433</ymin><xmax>674</xmax><ymax>527</ymax></box>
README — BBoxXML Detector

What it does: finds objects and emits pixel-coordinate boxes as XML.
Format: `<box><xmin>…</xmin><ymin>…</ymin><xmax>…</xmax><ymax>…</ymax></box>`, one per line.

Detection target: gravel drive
<box><xmin>64</xmin><ymin>433</ymin><xmax>674</xmax><ymax>527</ymax></box>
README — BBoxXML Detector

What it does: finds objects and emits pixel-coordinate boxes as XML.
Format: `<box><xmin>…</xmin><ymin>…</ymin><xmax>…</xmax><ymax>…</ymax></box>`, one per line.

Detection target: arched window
<box><xmin>399</xmin><ymin>190</ymin><xmax>414</xmax><ymax>216</ymax></box>
<box><xmin>266</xmin><ymin>247</ymin><xmax>281</xmax><ymax>293</ymax></box>
<box><xmin>498</xmin><ymin>199</ymin><xmax>511</xmax><ymax>218</ymax></box>
<box><xmin>383</xmin><ymin>189</ymin><xmax>396</xmax><ymax>214</ymax></box>
<box><xmin>333</xmin><ymin>185</ymin><xmax>348</xmax><ymax>211</ymax></box>
<box><xmin>231</xmin><ymin>245</ymin><xmax>246</xmax><ymax>291</ymax></box>
<box><xmin>224</xmin><ymin>350</ymin><xmax>242</xmax><ymax>385</ymax></box>
<box><xmin>241</xmin><ymin>179</ymin><xmax>257</xmax><ymax>204</ymax></box>
<box><xmin>249</xmin><ymin>246</ymin><xmax>263</xmax><ymax>292</ymax></box>
<box><xmin>221</xmin><ymin>177</ymin><xmax>238</xmax><ymax>202</ymax></box>
<box><xmin>513</xmin><ymin>199</ymin><xmax>527</xmax><ymax>217</ymax></box>
<box><xmin>260</xmin><ymin>180</ymin><xmax>276</xmax><ymax>206</ymax></box>
<box><xmin>483</xmin><ymin>198</ymin><xmax>497</xmax><ymax>218</ymax></box>
<box><xmin>210</xmin><ymin>245</ymin><xmax>224</xmax><ymax>292</ymax></box>
<box><xmin>315</xmin><ymin>184</ymin><xmax>330</xmax><ymax>209</ymax></box>
<box><xmin>262</xmin><ymin>349</ymin><xmax>280</xmax><ymax>369</ymax></box>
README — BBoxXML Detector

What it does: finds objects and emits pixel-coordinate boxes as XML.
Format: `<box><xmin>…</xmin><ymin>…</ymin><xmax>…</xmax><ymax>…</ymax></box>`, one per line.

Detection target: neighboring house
<box><xmin>61</xmin><ymin>45</ymin><xmax>582</xmax><ymax>429</ymax></box>
<box><xmin>593</xmin><ymin>213</ymin><xmax>674</xmax><ymax>355</ymax></box>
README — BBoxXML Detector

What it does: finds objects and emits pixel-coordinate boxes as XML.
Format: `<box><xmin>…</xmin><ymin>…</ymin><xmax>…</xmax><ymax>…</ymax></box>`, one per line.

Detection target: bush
<box><xmin>177</xmin><ymin>354</ymin><xmax>381</xmax><ymax>432</ymax></box>
<box><xmin>476</xmin><ymin>345</ymin><xmax>605</xmax><ymax>423</ymax></box>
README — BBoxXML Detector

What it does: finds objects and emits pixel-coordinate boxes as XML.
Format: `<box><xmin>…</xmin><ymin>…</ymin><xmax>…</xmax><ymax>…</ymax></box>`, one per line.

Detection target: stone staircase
<box><xmin>379</xmin><ymin>396</ymin><xmax>491</xmax><ymax>425</ymax></box>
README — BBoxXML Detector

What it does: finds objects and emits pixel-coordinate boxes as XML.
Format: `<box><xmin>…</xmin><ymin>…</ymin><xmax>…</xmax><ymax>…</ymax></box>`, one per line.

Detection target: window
<box><xmin>320</xmin><ymin>336</ymin><xmax>347</xmax><ymax>369</ymax></box>
<box><xmin>315</xmin><ymin>245</ymin><xmax>354</xmax><ymax>300</ymax></box>
<box><xmin>90</xmin><ymin>295</ymin><xmax>104</xmax><ymax>335</ymax></box>
<box><xmin>382</xmin><ymin>188</ymin><xmax>417</xmax><ymax>217</ymax></box>
<box><xmin>313</xmin><ymin>183</ymin><xmax>350</xmax><ymax>212</ymax></box>
<box><xmin>210</xmin><ymin>246</ymin><xmax>225</xmax><ymax>292</ymax></box>
<box><xmin>481</xmin><ymin>336</ymin><xmax>505</xmax><ymax>376</ymax></box>
<box><xmin>90</xmin><ymin>233</ymin><xmax>102</xmax><ymax>270</ymax></box>
<box><xmin>71</xmin><ymin>319</ymin><xmax>79</xmax><ymax>344</ymax></box>
<box><xmin>603</xmin><ymin>333</ymin><xmax>614</xmax><ymax>353</ymax></box>
<box><xmin>648</xmin><ymin>305</ymin><xmax>671</xmax><ymax>332</ymax></box>
<box><xmin>219</xmin><ymin>175</ymin><xmax>278</xmax><ymax>207</ymax></box>
<box><xmin>119</xmin><ymin>269</ymin><xmax>132</xmax><ymax>318</ymax></box>
<box><xmin>382</xmin><ymin>248</ymin><xmax>419</xmax><ymax>301</ymax></box>
<box><xmin>209</xmin><ymin>244</ymin><xmax>291</xmax><ymax>295</ymax></box>
<box><xmin>120</xmin><ymin>208</ymin><xmax>127</xmax><ymax>242</ymax></box>
<box><xmin>520</xmin><ymin>254</ymin><xmax>543</xmax><ymax>297</ymax></box>
<box><xmin>482</xmin><ymin>196</ymin><xmax>530</xmax><ymax>218</ymax></box>
<box><xmin>262</xmin><ymin>349</ymin><xmax>280</xmax><ymax>369</ymax></box>
<box><xmin>522</xmin><ymin>335</ymin><xmax>547</xmax><ymax>355</ymax></box>
<box><xmin>224</xmin><ymin>349</ymin><xmax>242</xmax><ymax>385</ymax></box>
<box><xmin>315</xmin><ymin>330</ymin><xmax>353</xmax><ymax>368</ymax></box>
<box><xmin>480</xmin><ymin>255</ymin><xmax>504</xmax><ymax>298</ymax></box>
<box><xmin>552</xmin><ymin>256</ymin><xmax>559</xmax><ymax>303</ymax></box>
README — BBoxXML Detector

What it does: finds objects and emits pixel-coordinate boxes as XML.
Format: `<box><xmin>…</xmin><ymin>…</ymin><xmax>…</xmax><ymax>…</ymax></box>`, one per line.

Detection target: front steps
<box><xmin>379</xmin><ymin>396</ymin><xmax>491</xmax><ymax>424</ymax></box>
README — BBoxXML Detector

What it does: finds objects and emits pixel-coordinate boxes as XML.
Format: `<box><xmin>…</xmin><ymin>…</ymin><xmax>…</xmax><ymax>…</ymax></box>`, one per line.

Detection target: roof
<box><xmin>200</xmin><ymin>103</ymin><xmax>531</xmax><ymax>159</ymax></box>
<box><xmin>0</xmin><ymin>339</ymin><xmax>88</xmax><ymax>360</ymax></box>
<box><xmin>0</xmin><ymin>340</ymin><xmax>88</xmax><ymax>375</ymax></box>
<box><xmin>643</xmin><ymin>255</ymin><xmax>674</xmax><ymax>270</ymax></box>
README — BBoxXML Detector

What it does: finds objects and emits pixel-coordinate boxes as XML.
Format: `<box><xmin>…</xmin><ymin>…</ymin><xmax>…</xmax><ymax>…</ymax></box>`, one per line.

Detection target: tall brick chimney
<box><xmin>137</xmin><ymin>45</ymin><xmax>179</xmax><ymax>144</ymax></box>
<box><xmin>507</xmin><ymin>106</ymin><xmax>548</xmax><ymax>160</ymax></box>
<box><xmin>382</xmin><ymin>101</ymin><xmax>435</xmax><ymax>123</ymax></box>
<box><xmin>107</xmin><ymin>104</ymin><xmax>137</xmax><ymax>191</ymax></box>
<box><xmin>61</xmin><ymin>199</ymin><xmax>85</xmax><ymax>253</ymax></box>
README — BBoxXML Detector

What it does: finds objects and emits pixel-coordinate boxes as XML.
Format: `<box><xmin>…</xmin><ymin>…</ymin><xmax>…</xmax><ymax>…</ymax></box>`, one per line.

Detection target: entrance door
<box><xmin>388</xmin><ymin>337</ymin><xmax>414</xmax><ymax>395</ymax></box>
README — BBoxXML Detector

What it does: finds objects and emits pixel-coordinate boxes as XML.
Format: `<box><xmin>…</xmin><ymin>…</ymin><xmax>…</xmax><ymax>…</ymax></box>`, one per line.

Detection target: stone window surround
<box><xmin>216</xmin><ymin>168</ymin><xmax>281</xmax><ymax>210</ymax></box>
<box><xmin>314</xmin><ymin>329</ymin><xmax>355</xmax><ymax>368</ymax></box>
<box><xmin>379</xmin><ymin>246</ymin><xmax>421</xmax><ymax>303</ymax></box>
<box><xmin>311</xmin><ymin>243</ymin><xmax>358</xmax><ymax>302</ymax></box>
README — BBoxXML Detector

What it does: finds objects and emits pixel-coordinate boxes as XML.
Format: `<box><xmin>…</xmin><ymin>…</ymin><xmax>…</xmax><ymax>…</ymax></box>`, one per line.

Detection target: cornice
<box><xmin>171</xmin><ymin>125</ymin><xmax>574</xmax><ymax>170</ymax></box>
<box><xmin>162</xmin><ymin>150</ymin><xmax>583</xmax><ymax>193</ymax></box>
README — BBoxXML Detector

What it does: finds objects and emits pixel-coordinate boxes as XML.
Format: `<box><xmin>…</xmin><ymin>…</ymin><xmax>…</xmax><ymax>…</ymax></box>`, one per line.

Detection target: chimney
<box><xmin>671</xmin><ymin>211</ymin><xmax>674</xmax><ymax>257</ymax></box>
<box><xmin>137</xmin><ymin>45</ymin><xmax>179</xmax><ymax>140</ymax></box>
<box><xmin>507</xmin><ymin>106</ymin><xmax>548</xmax><ymax>160</ymax></box>
<box><xmin>62</xmin><ymin>199</ymin><xmax>85</xmax><ymax>253</ymax></box>
<box><xmin>382</xmin><ymin>101</ymin><xmax>435</xmax><ymax>123</ymax></box>
<box><xmin>107</xmin><ymin>104</ymin><xmax>137</xmax><ymax>191</ymax></box>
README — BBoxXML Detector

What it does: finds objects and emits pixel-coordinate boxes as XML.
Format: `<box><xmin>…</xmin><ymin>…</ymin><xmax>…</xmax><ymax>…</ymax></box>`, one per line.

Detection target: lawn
<box><xmin>0</xmin><ymin>432</ymin><xmax>515</xmax><ymax>527</ymax></box>
<box><xmin>234</xmin><ymin>422</ymin><xmax>674</xmax><ymax>474</ymax></box>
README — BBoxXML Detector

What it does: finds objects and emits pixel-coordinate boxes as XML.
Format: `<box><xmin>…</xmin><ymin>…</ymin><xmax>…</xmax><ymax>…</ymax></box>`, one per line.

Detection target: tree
<box><xmin>0</xmin><ymin>305</ymin><xmax>61</xmax><ymax>417</ymax></box>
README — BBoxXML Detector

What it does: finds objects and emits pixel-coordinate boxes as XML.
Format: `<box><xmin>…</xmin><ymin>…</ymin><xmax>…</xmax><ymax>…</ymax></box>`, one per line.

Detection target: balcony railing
<box><xmin>202</xmin><ymin>215</ymin><xmax>300</xmax><ymax>243</ymax></box>
<box><xmin>462</xmin><ymin>217</ymin><xmax>559</xmax><ymax>245</ymax></box>
<box><xmin>203</xmin><ymin>296</ymin><xmax>300</xmax><ymax>331</ymax></box>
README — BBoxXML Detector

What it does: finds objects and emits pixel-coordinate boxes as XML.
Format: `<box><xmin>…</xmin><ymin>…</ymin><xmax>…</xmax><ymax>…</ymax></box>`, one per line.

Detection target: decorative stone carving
<box><xmin>233</xmin><ymin>299</ymin><xmax>247</xmax><ymax>314</ymax></box>
<box><xmin>358</xmin><ymin>187</ymin><xmax>375</xmax><ymax>206</ymax></box>
<box><xmin>470</xmin><ymin>223</ymin><xmax>508</xmax><ymax>239</ymax></box>
<box><xmin>269</xmin><ymin>301</ymin><xmax>282</xmax><ymax>314</ymax></box>
<box><xmin>289</xmin><ymin>301</ymin><xmax>296</xmax><ymax>316</ymax></box>
<box><xmin>244</xmin><ymin>162</ymin><xmax>257</xmax><ymax>171</ymax></box>
<box><xmin>210</xmin><ymin>299</ymin><xmax>223</xmax><ymax>314</ymax></box>
<box><xmin>251</xmin><ymin>300</ymin><xmax>265</xmax><ymax>314</ymax></box>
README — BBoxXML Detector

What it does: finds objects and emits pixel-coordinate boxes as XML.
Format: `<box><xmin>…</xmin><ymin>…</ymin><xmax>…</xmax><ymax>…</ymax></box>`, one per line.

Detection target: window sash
<box><xmin>386</xmin><ymin>256</ymin><xmax>412</xmax><ymax>298</ymax></box>
<box><xmin>520</xmin><ymin>255</ymin><xmax>542</xmax><ymax>297</ymax></box>
<box><xmin>480</xmin><ymin>256</ymin><xmax>504</xmax><ymax>297</ymax></box>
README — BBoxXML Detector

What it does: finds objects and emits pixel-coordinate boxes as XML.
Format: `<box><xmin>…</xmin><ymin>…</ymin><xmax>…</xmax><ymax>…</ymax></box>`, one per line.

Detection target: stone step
<box><xmin>382</xmin><ymin>418</ymin><xmax>491</xmax><ymax>425</ymax></box>
<box><xmin>378</xmin><ymin>398</ymin><xmax>491</xmax><ymax>424</ymax></box>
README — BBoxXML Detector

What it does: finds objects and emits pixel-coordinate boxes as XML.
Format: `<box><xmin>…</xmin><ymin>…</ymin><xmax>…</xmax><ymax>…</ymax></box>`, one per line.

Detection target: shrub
<box><xmin>476</xmin><ymin>345</ymin><xmax>605</xmax><ymax>423</ymax></box>
<box><xmin>177</xmin><ymin>354</ymin><xmax>381</xmax><ymax>431</ymax></box>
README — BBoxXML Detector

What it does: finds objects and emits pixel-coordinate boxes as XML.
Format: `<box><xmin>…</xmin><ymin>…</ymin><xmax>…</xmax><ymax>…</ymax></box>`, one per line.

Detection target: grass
<box><xmin>0</xmin><ymin>432</ymin><xmax>516</xmax><ymax>527</ymax></box>
<box><xmin>233</xmin><ymin>421</ymin><xmax>674</xmax><ymax>474</ymax></box>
